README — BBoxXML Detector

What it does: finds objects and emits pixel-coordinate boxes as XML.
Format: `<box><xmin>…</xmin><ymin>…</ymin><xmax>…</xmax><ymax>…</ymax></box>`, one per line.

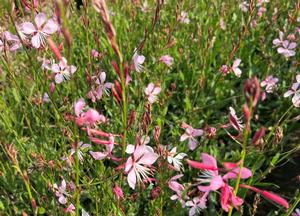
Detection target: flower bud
<box><xmin>151</xmin><ymin>186</ymin><xmax>161</xmax><ymax>199</ymax></box>
<box><xmin>113</xmin><ymin>185</ymin><xmax>124</xmax><ymax>200</ymax></box>
<box><xmin>252</xmin><ymin>127</ymin><xmax>266</xmax><ymax>146</ymax></box>
<box><xmin>244</xmin><ymin>77</ymin><xmax>260</xmax><ymax>107</ymax></box>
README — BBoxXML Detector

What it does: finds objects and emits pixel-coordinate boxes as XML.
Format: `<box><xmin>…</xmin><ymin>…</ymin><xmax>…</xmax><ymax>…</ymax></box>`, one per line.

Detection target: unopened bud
<box><xmin>151</xmin><ymin>186</ymin><xmax>161</xmax><ymax>199</ymax></box>
<box><xmin>252</xmin><ymin>127</ymin><xmax>266</xmax><ymax>146</ymax></box>
<box><xmin>113</xmin><ymin>185</ymin><xmax>124</xmax><ymax>200</ymax></box>
<box><xmin>244</xmin><ymin>77</ymin><xmax>260</xmax><ymax>107</ymax></box>
<box><xmin>154</xmin><ymin>125</ymin><xmax>161</xmax><ymax>143</ymax></box>
<box><xmin>31</xmin><ymin>198</ymin><xmax>37</xmax><ymax>209</ymax></box>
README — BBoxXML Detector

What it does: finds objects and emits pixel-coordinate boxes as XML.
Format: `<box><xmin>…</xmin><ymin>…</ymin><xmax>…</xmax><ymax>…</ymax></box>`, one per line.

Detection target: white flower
<box><xmin>167</xmin><ymin>147</ymin><xmax>187</xmax><ymax>171</ymax></box>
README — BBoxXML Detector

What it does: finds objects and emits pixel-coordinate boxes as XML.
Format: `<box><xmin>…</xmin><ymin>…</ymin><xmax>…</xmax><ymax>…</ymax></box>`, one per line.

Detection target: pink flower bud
<box><xmin>50</xmin><ymin>82</ymin><xmax>56</xmax><ymax>93</ymax></box>
<box><xmin>244</xmin><ymin>77</ymin><xmax>260</xmax><ymax>108</ymax></box>
<box><xmin>252</xmin><ymin>127</ymin><xmax>266</xmax><ymax>146</ymax></box>
<box><xmin>113</xmin><ymin>185</ymin><xmax>124</xmax><ymax>200</ymax></box>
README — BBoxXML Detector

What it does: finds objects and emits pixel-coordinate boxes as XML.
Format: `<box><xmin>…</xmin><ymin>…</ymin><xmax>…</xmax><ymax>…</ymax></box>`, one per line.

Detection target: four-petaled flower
<box><xmin>180</xmin><ymin>122</ymin><xmax>204</xmax><ymax>150</ymax></box>
<box><xmin>51</xmin><ymin>57</ymin><xmax>77</xmax><ymax>84</ymax></box>
<box><xmin>54</xmin><ymin>179</ymin><xmax>69</xmax><ymax>204</ymax></box>
<box><xmin>87</xmin><ymin>72</ymin><xmax>113</xmax><ymax>102</ymax></box>
<box><xmin>21</xmin><ymin>12</ymin><xmax>58</xmax><ymax>48</ymax></box>
<box><xmin>185</xmin><ymin>197</ymin><xmax>207</xmax><ymax>216</ymax></box>
<box><xmin>145</xmin><ymin>83</ymin><xmax>161</xmax><ymax>104</ymax></box>
<box><xmin>167</xmin><ymin>147</ymin><xmax>187</xmax><ymax>171</ymax></box>
<box><xmin>284</xmin><ymin>75</ymin><xmax>300</xmax><ymax>107</ymax></box>
<box><xmin>160</xmin><ymin>55</ymin><xmax>174</xmax><ymax>67</ymax></box>
<box><xmin>261</xmin><ymin>75</ymin><xmax>279</xmax><ymax>93</ymax></box>
<box><xmin>125</xmin><ymin>144</ymin><xmax>159</xmax><ymax>189</ymax></box>
<box><xmin>273</xmin><ymin>31</ymin><xmax>297</xmax><ymax>57</ymax></box>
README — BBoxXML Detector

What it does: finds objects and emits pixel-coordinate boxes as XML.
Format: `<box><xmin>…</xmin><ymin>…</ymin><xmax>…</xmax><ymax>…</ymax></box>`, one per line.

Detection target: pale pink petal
<box><xmin>223</xmin><ymin>167</ymin><xmax>252</xmax><ymax>180</ymax></box>
<box><xmin>192</xmin><ymin>129</ymin><xmax>204</xmax><ymax>137</ymax></box>
<box><xmin>74</xmin><ymin>98</ymin><xmax>85</xmax><ymax>116</ymax></box>
<box><xmin>288</xmin><ymin>42</ymin><xmax>297</xmax><ymax>50</ymax></box>
<box><xmin>89</xmin><ymin>151</ymin><xmax>108</xmax><ymax>160</ymax></box>
<box><xmin>188</xmin><ymin>138</ymin><xmax>198</xmax><ymax>150</ymax></box>
<box><xmin>100</xmin><ymin>72</ymin><xmax>106</xmax><ymax>83</ymax></box>
<box><xmin>42</xmin><ymin>19</ymin><xmax>58</xmax><ymax>35</ymax></box>
<box><xmin>138</xmin><ymin>151</ymin><xmax>159</xmax><ymax>165</ymax></box>
<box><xmin>58</xmin><ymin>196</ymin><xmax>67</xmax><ymax>204</ymax></box>
<box><xmin>137</xmin><ymin>55</ymin><xmax>145</xmax><ymax>64</ymax></box>
<box><xmin>284</xmin><ymin>90</ymin><xmax>294</xmax><ymax>98</ymax></box>
<box><xmin>201</xmin><ymin>153</ymin><xmax>218</xmax><ymax>170</ymax></box>
<box><xmin>277</xmin><ymin>47</ymin><xmax>286</xmax><ymax>54</ymax></box>
<box><xmin>148</xmin><ymin>95</ymin><xmax>157</xmax><ymax>104</ymax></box>
<box><xmin>272</xmin><ymin>38</ymin><xmax>281</xmax><ymax>46</ymax></box>
<box><xmin>55</xmin><ymin>74</ymin><xmax>64</xmax><ymax>84</ymax></box>
<box><xmin>127</xmin><ymin>169</ymin><xmax>137</xmax><ymax>189</ymax></box>
<box><xmin>145</xmin><ymin>83</ymin><xmax>154</xmax><ymax>95</ymax></box>
<box><xmin>180</xmin><ymin>133</ymin><xmax>189</xmax><ymax>141</ymax></box>
<box><xmin>69</xmin><ymin>65</ymin><xmax>77</xmax><ymax>74</ymax></box>
<box><xmin>51</xmin><ymin>64</ymin><xmax>60</xmax><ymax>73</ymax></box>
<box><xmin>152</xmin><ymin>87</ymin><xmax>161</xmax><ymax>95</ymax></box>
<box><xmin>125</xmin><ymin>157</ymin><xmax>133</xmax><ymax>172</ymax></box>
<box><xmin>232</xmin><ymin>59</ymin><xmax>241</xmax><ymax>68</ymax></box>
<box><xmin>85</xmin><ymin>109</ymin><xmax>101</xmax><ymax>124</ymax></box>
<box><xmin>31</xmin><ymin>33</ymin><xmax>41</xmax><ymax>48</ymax></box>
<box><xmin>126</xmin><ymin>144</ymin><xmax>135</xmax><ymax>154</ymax></box>
<box><xmin>296</xmin><ymin>75</ymin><xmax>300</xmax><ymax>83</ymax></box>
<box><xmin>35</xmin><ymin>13</ymin><xmax>47</xmax><ymax>28</ymax></box>
<box><xmin>233</xmin><ymin>67</ymin><xmax>242</xmax><ymax>77</ymax></box>
<box><xmin>21</xmin><ymin>22</ymin><xmax>36</xmax><ymax>34</ymax></box>
<box><xmin>292</xmin><ymin>83</ymin><xmax>300</xmax><ymax>91</ymax></box>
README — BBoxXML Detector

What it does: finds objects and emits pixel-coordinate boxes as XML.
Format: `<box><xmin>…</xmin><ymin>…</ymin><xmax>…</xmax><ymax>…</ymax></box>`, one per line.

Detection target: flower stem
<box><xmin>228</xmin><ymin>105</ymin><xmax>253</xmax><ymax>216</ymax></box>
<box><xmin>75</xmin><ymin>143</ymin><xmax>80</xmax><ymax>216</ymax></box>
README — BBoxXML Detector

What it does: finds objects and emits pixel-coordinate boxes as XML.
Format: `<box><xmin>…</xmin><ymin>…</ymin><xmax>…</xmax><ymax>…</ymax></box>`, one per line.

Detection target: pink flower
<box><xmin>179</xmin><ymin>11</ymin><xmax>190</xmax><ymax>24</ymax></box>
<box><xmin>74</xmin><ymin>98</ymin><xmax>105</xmax><ymax>126</ymax></box>
<box><xmin>284</xmin><ymin>76</ymin><xmax>300</xmax><ymax>107</ymax></box>
<box><xmin>125</xmin><ymin>144</ymin><xmax>159</xmax><ymax>189</ymax></box>
<box><xmin>87</xmin><ymin>72</ymin><xmax>113</xmax><ymax>102</ymax></box>
<box><xmin>21</xmin><ymin>12</ymin><xmax>58</xmax><ymax>48</ymax></box>
<box><xmin>169</xmin><ymin>175</ymin><xmax>187</xmax><ymax>207</ymax></box>
<box><xmin>160</xmin><ymin>55</ymin><xmax>174</xmax><ymax>67</ymax></box>
<box><xmin>220</xmin><ymin>65</ymin><xmax>230</xmax><ymax>75</ymax></box>
<box><xmin>187</xmin><ymin>153</ymin><xmax>251</xmax><ymax>192</ymax></box>
<box><xmin>239</xmin><ymin>1</ymin><xmax>249</xmax><ymax>12</ymax></box>
<box><xmin>277</xmin><ymin>40</ymin><xmax>297</xmax><ymax>57</ymax></box>
<box><xmin>185</xmin><ymin>196</ymin><xmax>207</xmax><ymax>216</ymax></box>
<box><xmin>220</xmin><ymin>18</ymin><xmax>226</xmax><ymax>30</ymax></box>
<box><xmin>145</xmin><ymin>83</ymin><xmax>161</xmax><ymax>104</ymax></box>
<box><xmin>53</xmin><ymin>179</ymin><xmax>68</xmax><ymax>204</ymax></box>
<box><xmin>180</xmin><ymin>122</ymin><xmax>204</xmax><ymax>150</ymax></box>
<box><xmin>51</xmin><ymin>57</ymin><xmax>77</xmax><ymax>84</ymax></box>
<box><xmin>1</xmin><ymin>31</ymin><xmax>22</xmax><ymax>52</ymax></box>
<box><xmin>261</xmin><ymin>75</ymin><xmax>279</xmax><ymax>93</ymax></box>
<box><xmin>221</xmin><ymin>183</ymin><xmax>243</xmax><ymax>212</ymax></box>
<box><xmin>132</xmin><ymin>49</ymin><xmax>145</xmax><ymax>72</ymax></box>
<box><xmin>231</xmin><ymin>59</ymin><xmax>242</xmax><ymax>77</ymax></box>
<box><xmin>113</xmin><ymin>185</ymin><xmax>124</xmax><ymax>200</ymax></box>
<box><xmin>167</xmin><ymin>147</ymin><xmax>187</xmax><ymax>171</ymax></box>
<box><xmin>188</xmin><ymin>153</ymin><xmax>224</xmax><ymax>192</ymax></box>
<box><xmin>89</xmin><ymin>135</ymin><xmax>114</xmax><ymax>160</ymax></box>
<box><xmin>64</xmin><ymin>204</ymin><xmax>75</xmax><ymax>213</ymax></box>
<box><xmin>91</xmin><ymin>49</ymin><xmax>100</xmax><ymax>58</ymax></box>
